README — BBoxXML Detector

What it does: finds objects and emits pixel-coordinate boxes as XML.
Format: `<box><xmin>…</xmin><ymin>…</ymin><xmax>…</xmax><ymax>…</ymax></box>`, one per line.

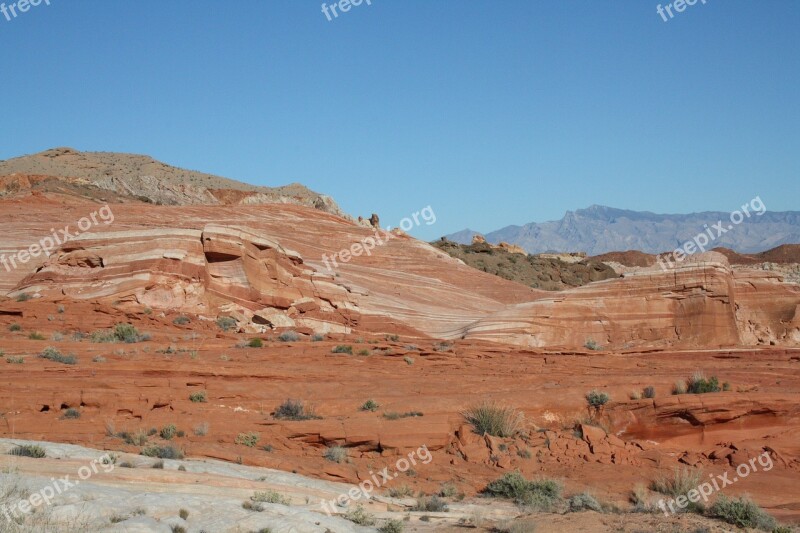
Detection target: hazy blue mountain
<box><xmin>445</xmin><ymin>205</ymin><xmax>800</xmax><ymax>255</ymax></box>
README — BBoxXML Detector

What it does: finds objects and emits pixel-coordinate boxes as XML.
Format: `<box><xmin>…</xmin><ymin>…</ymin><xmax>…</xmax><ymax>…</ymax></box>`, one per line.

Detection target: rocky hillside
<box><xmin>447</xmin><ymin>204</ymin><xmax>800</xmax><ymax>255</ymax></box>
<box><xmin>0</xmin><ymin>147</ymin><xmax>343</xmax><ymax>214</ymax></box>
<box><xmin>432</xmin><ymin>237</ymin><xmax>619</xmax><ymax>291</ymax></box>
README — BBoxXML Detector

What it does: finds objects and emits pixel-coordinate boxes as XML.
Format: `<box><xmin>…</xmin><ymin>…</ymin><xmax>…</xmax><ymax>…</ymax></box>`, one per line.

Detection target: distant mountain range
<box><xmin>445</xmin><ymin>205</ymin><xmax>800</xmax><ymax>255</ymax></box>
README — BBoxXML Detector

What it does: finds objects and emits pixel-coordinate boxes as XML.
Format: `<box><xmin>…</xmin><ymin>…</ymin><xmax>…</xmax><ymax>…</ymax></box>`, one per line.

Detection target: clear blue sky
<box><xmin>1</xmin><ymin>0</ymin><xmax>798</xmax><ymax>240</ymax></box>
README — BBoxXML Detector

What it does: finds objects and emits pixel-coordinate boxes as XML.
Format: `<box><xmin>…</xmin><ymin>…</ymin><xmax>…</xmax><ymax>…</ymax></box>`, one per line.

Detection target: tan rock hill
<box><xmin>0</xmin><ymin>147</ymin><xmax>343</xmax><ymax>214</ymax></box>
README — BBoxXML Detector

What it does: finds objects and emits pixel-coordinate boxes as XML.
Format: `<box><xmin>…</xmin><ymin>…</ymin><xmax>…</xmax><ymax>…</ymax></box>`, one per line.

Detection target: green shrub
<box><xmin>584</xmin><ymin>339</ymin><xmax>601</xmax><ymax>350</ymax></box>
<box><xmin>247</xmin><ymin>338</ymin><xmax>263</xmax><ymax>348</ymax></box>
<box><xmin>189</xmin><ymin>391</ymin><xmax>207</xmax><ymax>403</ymax></box>
<box><xmin>10</xmin><ymin>444</ymin><xmax>46</xmax><ymax>458</ymax></box>
<box><xmin>484</xmin><ymin>472</ymin><xmax>563</xmax><ymax>511</ymax></box>
<box><xmin>160</xmin><ymin>424</ymin><xmax>178</xmax><ymax>440</ymax></box>
<box><xmin>242</xmin><ymin>500</ymin><xmax>263</xmax><ymax>512</ymax></box>
<box><xmin>39</xmin><ymin>346</ymin><xmax>77</xmax><ymax>365</ymax></box>
<box><xmin>585</xmin><ymin>390</ymin><xmax>610</xmax><ymax>408</ymax></box>
<box><xmin>115</xmin><ymin>323</ymin><xmax>148</xmax><ymax>343</ymax></box>
<box><xmin>251</xmin><ymin>490</ymin><xmax>290</xmax><ymax>505</ymax></box>
<box><xmin>62</xmin><ymin>408</ymin><xmax>81</xmax><ymax>419</ymax></box>
<box><xmin>378</xmin><ymin>519</ymin><xmax>405</xmax><ymax>533</ymax></box>
<box><xmin>120</xmin><ymin>429</ymin><xmax>148</xmax><ymax>446</ymax></box>
<box><xmin>413</xmin><ymin>495</ymin><xmax>448</xmax><ymax>512</ymax></box>
<box><xmin>216</xmin><ymin>316</ymin><xmax>237</xmax><ymax>331</ymax></box>
<box><xmin>235</xmin><ymin>432</ymin><xmax>259</xmax><ymax>447</ymax></box>
<box><xmin>567</xmin><ymin>492</ymin><xmax>602</xmax><ymax>512</ymax></box>
<box><xmin>357</xmin><ymin>349</ymin><xmax>372</xmax><ymax>356</ymax></box>
<box><xmin>311</xmin><ymin>333</ymin><xmax>325</xmax><ymax>342</ymax></box>
<box><xmin>173</xmin><ymin>316</ymin><xmax>191</xmax><ymax>325</ymax></box>
<box><xmin>462</xmin><ymin>401</ymin><xmax>523</xmax><ymax>437</ymax></box>
<box><xmin>433</xmin><ymin>342</ymin><xmax>452</xmax><ymax>352</ymax></box>
<box><xmin>343</xmin><ymin>505</ymin><xmax>375</xmax><ymax>526</ymax></box>
<box><xmin>8</xmin><ymin>323</ymin><xmax>21</xmax><ymax>332</ymax></box>
<box><xmin>16</xmin><ymin>293</ymin><xmax>31</xmax><ymax>302</ymax></box>
<box><xmin>324</xmin><ymin>446</ymin><xmax>347</xmax><ymax>463</ymax></box>
<box><xmin>403</xmin><ymin>356</ymin><xmax>414</xmax><ymax>365</ymax></box>
<box><xmin>141</xmin><ymin>445</ymin><xmax>184</xmax><ymax>459</ymax></box>
<box><xmin>708</xmin><ymin>495</ymin><xmax>777</xmax><ymax>530</ymax></box>
<box><xmin>278</xmin><ymin>330</ymin><xmax>299</xmax><ymax>342</ymax></box>
<box><xmin>28</xmin><ymin>332</ymin><xmax>45</xmax><ymax>340</ymax></box>
<box><xmin>643</xmin><ymin>386</ymin><xmax>656</xmax><ymax>399</ymax></box>
<box><xmin>383</xmin><ymin>411</ymin><xmax>423</xmax><ymax>420</ymax></box>
<box><xmin>686</xmin><ymin>372</ymin><xmax>721</xmax><ymax>394</ymax></box>
<box><xmin>274</xmin><ymin>399</ymin><xmax>319</xmax><ymax>420</ymax></box>
<box><xmin>360</xmin><ymin>399</ymin><xmax>380</xmax><ymax>411</ymax></box>
<box><xmin>178</xmin><ymin>508</ymin><xmax>189</xmax><ymax>519</ymax></box>
<box><xmin>6</xmin><ymin>356</ymin><xmax>24</xmax><ymax>364</ymax></box>
<box><xmin>331</xmin><ymin>345</ymin><xmax>353</xmax><ymax>354</ymax></box>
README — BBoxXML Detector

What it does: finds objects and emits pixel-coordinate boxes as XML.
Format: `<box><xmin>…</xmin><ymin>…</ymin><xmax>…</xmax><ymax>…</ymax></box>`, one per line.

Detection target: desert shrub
<box><xmin>120</xmin><ymin>429</ymin><xmax>148</xmax><ymax>446</ymax></box>
<box><xmin>387</xmin><ymin>485</ymin><xmax>414</xmax><ymax>498</ymax></box>
<box><xmin>517</xmin><ymin>447</ymin><xmax>532</xmax><ymax>459</ymax></box>
<box><xmin>438</xmin><ymin>483</ymin><xmax>460</xmax><ymax>499</ymax></box>
<box><xmin>403</xmin><ymin>356</ymin><xmax>415</xmax><ymax>365</ymax></box>
<box><xmin>567</xmin><ymin>492</ymin><xmax>602</xmax><ymax>512</ymax></box>
<box><xmin>39</xmin><ymin>346</ymin><xmax>77</xmax><ymax>365</ymax></box>
<box><xmin>650</xmin><ymin>467</ymin><xmax>704</xmax><ymax>513</ymax></box>
<box><xmin>324</xmin><ymin>446</ymin><xmax>347</xmax><ymax>463</ymax></box>
<box><xmin>28</xmin><ymin>332</ymin><xmax>45</xmax><ymax>340</ymax></box>
<box><xmin>141</xmin><ymin>444</ymin><xmax>184</xmax><ymax>459</ymax></box>
<box><xmin>629</xmin><ymin>390</ymin><xmax>641</xmax><ymax>400</ymax></box>
<box><xmin>630</xmin><ymin>483</ymin><xmax>654</xmax><ymax>513</ymax></box>
<box><xmin>114</xmin><ymin>323</ymin><xmax>147</xmax><ymax>343</ymax></box>
<box><xmin>173</xmin><ymin>316</ymin><xmax>191</xmax><ymax>325</ymax></box>
<box><xmin>643</xmin><ymin>386</ymin><xmax>656</xmax><ymax>399</ymax></box>
<box><xmin>386</xmin><ymin>334</ymin><xmax>400</xmax><ymax>342</ymax></box>
<box><xmin>235</xmin><ymin>432</ymin><xmax>259</xmax><ymax>447</ymax></box>
<box><xmin>462</xmin><ymin>401</ymin><xmax>523</xmax><ymax>437</ymax></box>
<box><xmin>262</xmin><ymin>444</ymin><xmax>274</xmax><ymax>452</ymax></box>
<box><xmin>433</xmin><ymin>341</ymin><xmax>452</xmax><ymax>352</ymax></box>
<box><xmin>413</xmin><ymin>495</ymin><xmax>448</xmax><ymax>512</ymax></box>
<box><xmin>360</xmin><ymin>399</ymin><xmax>380</xmax><ymax>412</ymax></box>
<box><xmin>251</xmin><ymin>490</ymin><xmax>290</xmax><ymax>505</ymax></box>
<box><xmin>357</xmin><ymin>348</ymin><xmax>372</xmax><ymax>356</ymax></box>
<box><xmin>216</xmin><ymin>316</ymin><xmax>237</xmax><ymax>331</ymax></box>
<box><xmin>484</xmin><ymin>472</ymin><xmax>563</xmax><ymax>511</ymax></box>
<box><xmin>686</xmin><ymin>372</ymin><xmax>721</xmax><ymax>394</ymax></box>
<box><xmin>189</xmin><ymin>391</ymin><xmax>207</xmax><ymax>403</ymax></box>
<box><xmin>311</xmin><ymin>333</ymin><xmax>325</xmax><ymax>341</ymax></box>
<box><xmin>278</xmin><ymin>330</ymin><xmax>299</xmax><ymax>342</ymax></box>
<box><xmin>708</xmin><ymin>494</ymin><xmax>777</xmax><ymax>530</ymax></box>
<box><xmin>584</xmin><ymin>339</ymin><xmax>601</xmax><ymax>350</ymax></box>
<box><xmin>273</xmin><ymin>399</ymin><xmax>319</xmax><ymax>420</ymax></box>
<box><xmin>10</xmin><ymin>444</ymin><xmax>46</xmax><ymax>458</ymax></box>
<box><xmin>16</xmin><ymin>293</ymin><xmax>31</xmax><ymax>302</ymax></box>
<box><xmin>160</xmin><ymin>424</ymin><xmax>178</xmax><ymax>440</ymax></box>
<box><xmin>6</xmin><ymin>356</ymin><xmax>24</xmax><ymax>364</ymax></box>
<box><xmin>331</xmin><ymin>345</ymin><xmax>353</xmax><ymax>354</ymax></box>
<box><xmin>247</xmin><ymin>338</ymin><xmax>263</xmax><ymax>348</ymax></box>
<box><xmin>585</xmin><ymin>390</ymin><xmax>610</xmax><ymax>408</ymax></box>
<box><xmin>93</xmin><ymin>355</ymin><xmax>107</xmax><ymax>363</ymax></box>
<box><xmin>152</xmin><ymin>460</ymin><xmax>164</xmax><ymax>469</ymax></box>
<box><xmin>8</xmin><ymin>323</ymin><xmax>21</xmax><ymax>331</ymax></box>
<box><xmin>344</xmin><ymin>505</ymin><xmax>376</xmax><ymax>526</ymax></box>
<box><xmin>242</xmin><ymin>500</ymin><xmax>263</xmax><ymax>512</ymax></box>
<box><xmin>193</xmin><ymin>422</ymin><xmax>209</xmax><ymax>436</ymax></box>
<box><xmin>62</xmin><ymin>408</ymin><xmax>81</xmax><ymax>419</ymax></box>
<box><xmin>91</xmin><ymin>329</ymin><xmax>117</xmax><ymax>343</ymax></box>
<box><xmin>672</xmin><ymin>380</ymin><xmax>687</xmax><ymax>395</ymax></box>
<box><xmin>178</xmin><ymin>508</ymin><xmax>189</xmax><ymax>520</ymax></box>
<box><xmin>378</xmin><ymin>519</ymin><xmax>405</xmax><ymax>533</ymax></box>
<box><xmin>383</xmin><ymin>411</ymin><xmax>423</xmax><ymax>420</ymax></box>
